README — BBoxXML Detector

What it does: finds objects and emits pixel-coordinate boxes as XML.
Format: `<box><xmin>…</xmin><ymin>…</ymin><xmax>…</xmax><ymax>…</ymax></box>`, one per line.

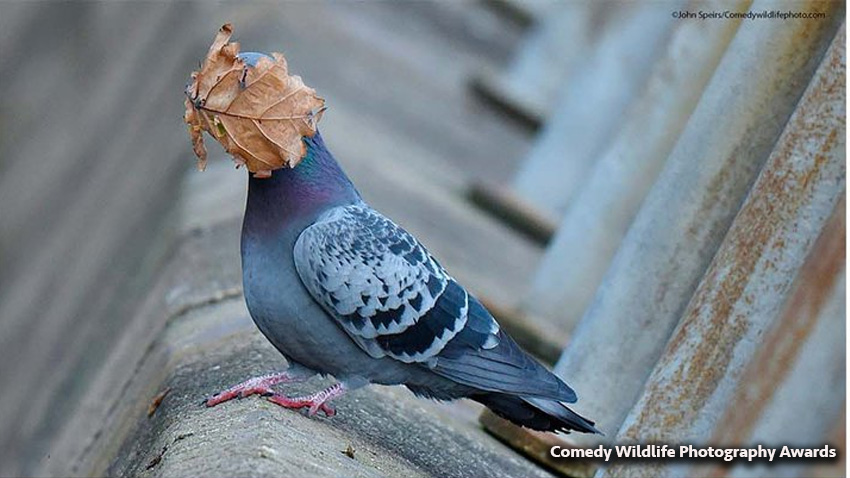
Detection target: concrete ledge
<box><xmin>39</xmin><ymin>219</ymin><xmax>244</xmax><ymax>477</ymax></box>
<box><xmin>40</xmin><ymin>178</ymin><xmax>554</xmax><ymax>476</ymax></box>
<box><xmin>107</xmin><ymin>300</ymin><xmax>554</xmax><ymax>478</ymax></box>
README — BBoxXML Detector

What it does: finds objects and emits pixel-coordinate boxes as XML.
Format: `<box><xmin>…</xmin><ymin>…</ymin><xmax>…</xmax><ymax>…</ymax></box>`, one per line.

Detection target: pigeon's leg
<box><xmin>267</xmin><ymin>382</ymin><xmax>348</xmax><ymax>417</ymax></box>
<box><xmin>205</xmin><ymin>369</ymin><xmax>308</xmax><ymax>407</ymax></box>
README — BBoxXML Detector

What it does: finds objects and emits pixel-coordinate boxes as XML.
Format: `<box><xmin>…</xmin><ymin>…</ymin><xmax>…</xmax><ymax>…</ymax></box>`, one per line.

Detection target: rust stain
<box><xmin>619</xmin><ymin>23</ymin><xmax>845</xmax><ymax>447</ymax></box>
<box><xmin>706</xmin><ymin>196</ymin><xmax>844</xmax><ymax>473</ymax></box>
<box><xmin>679</xmin><ymin>4</ymin><xmax>841</xmax><ymax>249</ymax></box>
<box><xmin>805</xmin><ymin>409</ymin><xmax>846</xmax><ymax>477</ymax></box>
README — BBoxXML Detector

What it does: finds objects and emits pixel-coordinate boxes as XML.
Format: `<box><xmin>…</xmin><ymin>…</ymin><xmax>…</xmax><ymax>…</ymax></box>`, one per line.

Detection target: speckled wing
<box><xmin>293</xmin><ymin>203</ymin><xmax>499</xmax><ymax>365</ymax></box>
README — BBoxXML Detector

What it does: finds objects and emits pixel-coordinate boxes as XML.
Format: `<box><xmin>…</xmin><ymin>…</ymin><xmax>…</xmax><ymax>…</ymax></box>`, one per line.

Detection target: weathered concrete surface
<box><xmin>42</xmin><ymin>161</ymin><xmax>553</xmax><ymax>476</ymax></box>
<box><xmin>468</xmin><ymin>181</ymin><xmax>559</xmax><ymax>245</ymax></box>
<box><xmin>485</xmin><ymin>0</ymin><xmax>557</xmax><ymax>28</ymax></box>
<box><xmin>0</xmin><ymin>4</ymin><xmax>200</xmax><ymax>475</ymax></box>
<box><xmin>1</xmin><ymin>3</ymin><xmax>549</xmax><ymax>476</ymax></box>
<box><xmin>717</xmin><ymin>206</ymin><xmax>846</xmax><ymax>478</ymax></box>
<box><xmin>39</xmin><ymin>217</ymin><xmax>244</xmax><ymax>477</ymax></box>
<box><xmin>42</xmin><ymin>152</ymin><xmax>554</xmax><ymax>478</ymax></box>
<box><xmin>104</xmin><ymin>301</ymin><xmax>553</xmax><ymax>478</ymax></box>
<box><xmin>261</xmin><ymin>1</ymin><xmax>531</xmax><ymax>186</ymax></box>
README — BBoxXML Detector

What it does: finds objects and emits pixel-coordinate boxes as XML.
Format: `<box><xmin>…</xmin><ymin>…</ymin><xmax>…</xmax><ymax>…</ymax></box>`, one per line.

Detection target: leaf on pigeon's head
<box><xmin>184</xmin><ymin>23</ymin><xmax>325</xmax><ymax>178</ymax></box>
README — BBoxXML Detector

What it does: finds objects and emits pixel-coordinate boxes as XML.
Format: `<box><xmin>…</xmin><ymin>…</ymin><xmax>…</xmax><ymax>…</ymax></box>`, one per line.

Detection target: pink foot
<box><xmin>205</xmin><ymin>371</ymin><xmax>300</xmax><ymax>407</ymax></box>
<box><xmin>267</xmin><ymin>395</ymin><xmax>336</xmax><ymax>416</ymax></box>
<box><xmin>266</xmin><ymin>382</ymin><xmax>347</xmax><ymax>417</ymax></box>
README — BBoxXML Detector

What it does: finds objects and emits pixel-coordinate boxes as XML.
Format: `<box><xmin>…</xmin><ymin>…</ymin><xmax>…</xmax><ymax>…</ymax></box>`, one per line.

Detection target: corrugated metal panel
<box><xmin>521</xmin><ymin>0</ymin><xmax>747</xmax><ymax>329</ymax></box>
<box><xmin>552</xmin><ymin>0</ymin><xmax>843</xmax><ymax>440</ymax></box>
<box><xmin>511</xmin><ymin>2</ymin><xmax>678</xmax><ymax>217</ymax></box>
<box><xmin>603</xmin><ymin>23</ymin><xmax>845</xmax><ymax>477</ymax></box>
<box><xmin>472</xmin><ymin>2</ymin><xmax>603</xmax><ymax>126</ymax></box>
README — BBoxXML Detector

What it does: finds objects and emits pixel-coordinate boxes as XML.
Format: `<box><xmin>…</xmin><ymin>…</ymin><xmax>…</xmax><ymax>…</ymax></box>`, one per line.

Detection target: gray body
<box><xmin>243</xmin><ymin>199</ymin><xmax>456</xmax><ymax>390</ymax></box>
<box><xmin>240</xmin><ymin>139</ymin><xmax>467</xmax><ymax>397</ymax></box>
<box><xmin>237</xmin><ymin>129</ymin><xmax>597</xmax><ymax>432</ymax></box>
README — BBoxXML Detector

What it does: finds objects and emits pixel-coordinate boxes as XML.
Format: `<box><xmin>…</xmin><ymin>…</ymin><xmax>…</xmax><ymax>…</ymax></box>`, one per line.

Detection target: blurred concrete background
<box><xmin>0</xmin><ymin>2</ymin><xmax>545</xmax><ymax>476</ymax></box>
<box><xmin>0</xmin><ymin>2</ymin><xmax>845</xmax><ymax>478</ymax></box>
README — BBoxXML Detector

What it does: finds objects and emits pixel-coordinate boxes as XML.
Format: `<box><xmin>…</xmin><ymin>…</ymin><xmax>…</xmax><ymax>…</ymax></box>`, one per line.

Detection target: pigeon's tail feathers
<box><xmin>474</xmin><ymin>393</ymin><xmax>601</xmax><ymax>434</ymax></box>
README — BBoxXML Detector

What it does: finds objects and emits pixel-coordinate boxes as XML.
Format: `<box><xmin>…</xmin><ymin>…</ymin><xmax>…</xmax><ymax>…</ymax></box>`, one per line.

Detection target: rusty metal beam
<box><xmin>603</xmin><ymin>22</ymin><xmax>846</xmax><ymax>478</ymax></box>
<box><xmin>471</xmin><ymin>2</ymin><xmax>601</xmax><ymax>128</ymax></box>
<box><xmin>706</xmin><ymin>201</ymin><xmax>845</xmax><ymax>478</ymax></box>
<box><xmin>511</xmin><ymin>2</ymin><xmax>677</xmax><ymax>217</ymax></box>
<box><xmin>723</xmin><ymin>272</ymin><xmax>845</xmax><ymax>478</ymax></box>
<box><xmin>521</xmin><ymin>0</ymin><xmax>747</xmax><ymax>330</ymax></box>
<box><xmin>551</xmin><ymin>0</ymin><xmax>843</xmax><ymax>441</ymax></box>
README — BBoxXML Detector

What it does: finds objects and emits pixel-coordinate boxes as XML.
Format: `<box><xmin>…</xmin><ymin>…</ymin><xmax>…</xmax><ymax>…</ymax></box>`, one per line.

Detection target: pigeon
<box><xmin>204</xmin><ymin>53</ymin><xmax>598</xmax><ymax>434</ymax></box>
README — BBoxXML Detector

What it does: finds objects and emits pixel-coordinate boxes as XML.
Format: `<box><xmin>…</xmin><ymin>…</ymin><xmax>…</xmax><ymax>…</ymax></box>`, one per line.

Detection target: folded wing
<box><xmin>294</xmin><ymin>203</ymin><xmax>575</xmax><ymax>402</ymax></box>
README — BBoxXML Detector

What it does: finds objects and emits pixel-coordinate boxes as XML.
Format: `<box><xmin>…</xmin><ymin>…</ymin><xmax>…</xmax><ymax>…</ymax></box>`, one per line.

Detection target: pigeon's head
<box><xmin>184</xmin><ymin>24</ymin><xmax>325</xmax><ymax>176</ymax></box>
<box><xmin>184</xmin><ymin>51</ymin><xmax>271</xmax><ymax>100</ymax></box>
<box><xmin>237</xmin><ymin>51</ymin><xmax>274</xmax><ymax>68</ymax></box>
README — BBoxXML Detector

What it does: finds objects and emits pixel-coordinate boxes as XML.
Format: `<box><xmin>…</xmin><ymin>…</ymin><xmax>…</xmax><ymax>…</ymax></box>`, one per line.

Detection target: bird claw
<box><xmin>204</xmin><ymin>372</ymin><xmax>296</xmax><ymax>407</ymax></box>
<box><xmin>206</xmin><ymin>386</ymin><xmax>272</xmax><ymax>407</ymax></box>
<box><xmin>312</xmin><ymin>402</ymin><xmax>336</xmax><ymax>417</ymax></box>
<box><xmin>266</xmin><ymin>393</ymin><xmax>336</xmax><ymax>417</ymax></box>
<box><xmin>205</xmin><ymin>376</ymin><xmax>345</xmax><ymax>418</ymax></box>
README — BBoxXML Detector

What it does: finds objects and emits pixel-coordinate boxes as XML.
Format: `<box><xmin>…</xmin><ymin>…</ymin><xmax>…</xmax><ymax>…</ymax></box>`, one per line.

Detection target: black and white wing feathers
<box><xmin>294</xmin><ymin>203</ymin><xmax>494</xmax><ymax>364</ymax></box>
<box><xmin>294</xmin><ymin>203</ymin><xmax>575</xmax><ymax>402</ymax></box>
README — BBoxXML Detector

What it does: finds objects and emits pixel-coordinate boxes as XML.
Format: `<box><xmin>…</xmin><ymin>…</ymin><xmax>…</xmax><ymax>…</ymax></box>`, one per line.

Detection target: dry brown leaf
<box><xmin>184</xmin><ymin>23</ymin><xmax>325</xmax><ymax>177</ymax></box>
<box><xmin>147</xmin><ymin>386</ymin><xmax>171</xmax><ymax>417</ymax></box>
